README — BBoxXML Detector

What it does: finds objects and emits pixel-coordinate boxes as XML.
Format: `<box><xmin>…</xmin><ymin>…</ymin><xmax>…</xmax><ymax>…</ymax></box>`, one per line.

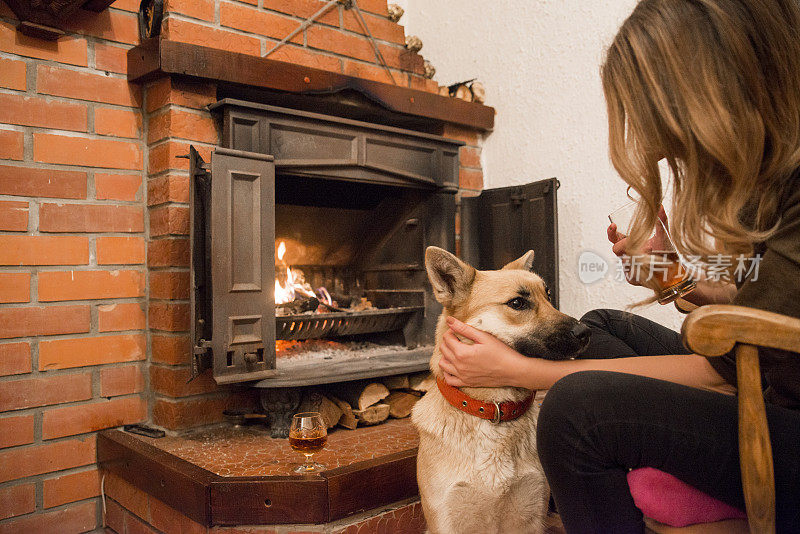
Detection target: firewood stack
<box><xmin>295</xmin><ymin>371</ymin><xmax>433</xmax><ymax>430</ymax></box>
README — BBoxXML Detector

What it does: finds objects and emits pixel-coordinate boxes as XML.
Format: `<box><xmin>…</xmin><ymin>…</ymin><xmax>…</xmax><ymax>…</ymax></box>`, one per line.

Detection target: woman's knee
<box><xmin>580</xmin><ymin>308</ymin><xmax>622</xmax><ymax>329</ymax></box>
<box><xmin>536</xmin><ymin>371</ymin><xmax>620</xmax><ymax>459</ymax></box>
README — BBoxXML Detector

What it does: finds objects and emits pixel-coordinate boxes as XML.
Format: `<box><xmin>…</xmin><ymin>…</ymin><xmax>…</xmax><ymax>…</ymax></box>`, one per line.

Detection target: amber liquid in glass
<box><xmin>289</xmin><ymin>434</ymin><xmax>327</xmax><ymax>453</ymax></box>
<box><xmin>651</xmin><ymin>251</ymin><xmax>696</xmax><ymax>304</ymax></box>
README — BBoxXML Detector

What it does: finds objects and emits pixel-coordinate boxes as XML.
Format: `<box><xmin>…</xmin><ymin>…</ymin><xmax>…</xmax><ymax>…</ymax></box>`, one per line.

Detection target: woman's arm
<box><xmin>438</xmin><ymin>317</ymin><xmax>735</xmax><ymax>395</ymax></box>
<box><xmin>680</xmin><ymin>279</ymin><xmax>737</xmax><ymax>306</ymax></box>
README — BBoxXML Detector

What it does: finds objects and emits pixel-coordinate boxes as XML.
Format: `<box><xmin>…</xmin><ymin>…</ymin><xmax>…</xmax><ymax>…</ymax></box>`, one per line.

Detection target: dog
<box><xmin>411</xmin><ymin>246</ymin><xmax>591</xmax><ymax>534</ymax></box>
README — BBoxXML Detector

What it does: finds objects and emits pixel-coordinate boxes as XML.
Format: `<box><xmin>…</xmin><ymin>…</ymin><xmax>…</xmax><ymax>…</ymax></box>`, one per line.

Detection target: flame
<box><xmin>274</xmin><ymin>241</ymin><xmax>317</xmax><ymax>305</ymax></box>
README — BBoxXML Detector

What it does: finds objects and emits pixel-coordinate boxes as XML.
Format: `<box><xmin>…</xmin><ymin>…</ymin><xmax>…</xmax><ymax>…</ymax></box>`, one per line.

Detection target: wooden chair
<box><xmin>643</xmin><ymin>304</ymin><xmax>800</xmax><ymax>534</ymax></box>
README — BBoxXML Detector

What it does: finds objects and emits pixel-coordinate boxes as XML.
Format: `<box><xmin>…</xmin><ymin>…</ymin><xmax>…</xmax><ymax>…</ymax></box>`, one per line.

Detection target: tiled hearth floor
<box><xmin>134</xmin><ymin>418</ymin><xmax>420</xmax><ymax>477</ymax></box>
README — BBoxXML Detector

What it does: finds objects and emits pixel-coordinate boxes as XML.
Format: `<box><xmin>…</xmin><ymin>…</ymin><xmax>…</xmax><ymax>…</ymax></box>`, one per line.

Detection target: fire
<box><xmin>274</xmin><ymin>241</ymin><xmax>334</xmax><ymax>306</ymax></box>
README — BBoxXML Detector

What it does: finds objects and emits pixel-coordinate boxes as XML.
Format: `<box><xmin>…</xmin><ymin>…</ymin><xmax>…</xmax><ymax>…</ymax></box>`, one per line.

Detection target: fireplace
<box><xmin>187</xmin><ymin>99</ymin><xmax>559</xmax><ymax>435</ymax></box>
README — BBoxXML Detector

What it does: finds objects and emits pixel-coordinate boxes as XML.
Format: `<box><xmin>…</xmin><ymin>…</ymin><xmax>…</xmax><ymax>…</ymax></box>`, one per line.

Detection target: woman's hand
<box><xmin>437</xmin><ymin>316</ymin><xmax>531</xmax><ymax>388</ymax></box>
<box><xmin>608</xmin><ymin>205</ymin><xmax>669</xmax><ymax>286</ymax></box>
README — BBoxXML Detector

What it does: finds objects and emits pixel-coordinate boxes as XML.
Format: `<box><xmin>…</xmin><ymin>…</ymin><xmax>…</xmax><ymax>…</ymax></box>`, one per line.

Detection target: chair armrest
<box><xmin>681</xmin><ymin>304</ymin><xmax>800</xmax><ymax>357</ymax></box>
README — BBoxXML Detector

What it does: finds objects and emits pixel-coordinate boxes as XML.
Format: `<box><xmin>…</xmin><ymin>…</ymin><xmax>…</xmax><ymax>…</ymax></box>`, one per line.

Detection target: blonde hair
<box><xmin>602</xmin><ymin>0</ymin><xmax>800</xmax><ymax>264</ymax></box>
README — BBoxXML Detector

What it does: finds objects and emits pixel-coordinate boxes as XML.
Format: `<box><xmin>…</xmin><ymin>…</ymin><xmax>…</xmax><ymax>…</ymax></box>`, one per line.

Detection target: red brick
<box><xmin>145</xmin><ymin>77</ymin><xmax>216</xmax><ymax>113</ymax></box>
<box><xmin>0</xmin><ymin>373</ymin><xmax>92</xmax><ymax>412</ymax></box>
<box><xmin>262</xmin><ymin>0</ymin><xmax>340</xmax><ymax>25</ymax></box>
<box><xmin>95</xmin><ymin>107</ymin><xmax>142</xmax><ymax>138</ymax></box>
<box><xmin>0</xmin><ymin>436</ymin><xmax>95</xmax><ymax>483</ymax></box>
<box><xmin>460</xmin><ymin>146</ymin><xmax>482</xmax><ymax>168</ymax></box>
<box><xmin>66</xmin><ymin>8</ymin><xmax>139</xmax><ymax>45</ymax></box>
<box><xmin>164</xmin><ymin>18</ymin><xmax>261</xmax><ymax>56</ymax></box>
<box><xmin>148</xmin><ymin>141</ymin><xmax>211</xmax><ymax>175</ymax></box>
<box><xmin>150</xmin><ymin>205</ymin><xmax>189</xmax><ymax>237</ymax></box>
<box><xmin>0</xmin><ymin>305</ymin><xmax>90</xmax><ymax>339</ymax></box>
<box><xmin>151</xmin><ymin>334</ymin><xmax>191</xmax><ymax>365</ymax></box>
<box><xmin>0</xmin><ymin>414</ymin><xmax>34</xmax><ymax>448</ymax></box>
<box><xmin>99</xmin><ymin>303</ymin><xmax>147</xmax><ymax>332</ymax></box>
<box><xmin>150</xmin><ymin>271</ymin><xmax>190</xmax><ymax>299</ymax></box>
<box><xmin>268</xmin><ymin>44</ymin><xmax>341</xmax><ymax>72</ymax></box>
<box><xmin>147</xmin><ymin>174</ymin><xmax>190</xmax><ymax>206</ymax></box>
<box><xmin>0</xmin><ymin>130</ymin><xmax>23</xmax><ymax>160</ymax></box>
<box><xmin>0</xmin><ymin>201</ymin><xmax>28</xmax><ymax>232</ymax></box>
<box><xmin>149</xmin><ymin>302</ymin><xmax>190</xmax><ymax>331</ymax></box>
<box><xmin>97</xmin><ymin>236</ymin><xmax>146</xmax><ymax>265</ymax></box>
<box><xmin>0</xmin><ymin>343</ymin><xmax>31</xmax><ymax>377</ymax></box>
<box><xmin>307</xmin><ymin>25</ymin><xmax>375</xmax><ymax>63</ymax></box>
<box><xmin>0</xmin><ymin>92</ymin><xmax>87</xmax><ymax>131</ymax></box>
<box><xmin>151</xmin><ymin>365</ymin><xmax>217</xmax><ymax>397</ymax></box>
<box><xmin>409</xmin><ymin>74</ymin><xmax>438</xmax><ymax>93</ymax></box>
<box><xmin>34</xmin><ymin>133</ymin><xmax>143</xmax><ymax>170</ymax></box>
<box><xmin>353</xmin><ymin>0</ymin><xmax>388</xmax><ymax>15</ymax></box>
<box><xmin>0</xmin><ymin>272</ymin><xmax>29</xmax><ymax>302</ymax></box>
<box><xmin>148</xmin><ymin>108</ymin><xmax>217</xmax><ymax>145</ymax></box>
<box><xmin>342</xmin><ymin>10</ymin><xmax>405</xmax><ymax>44</ymax></box>
<box><xmin>94</xmin><ymin>42</ymin><xmax>129</xmax><ymax>74</ymax></box>
<box><xmin>459</xmin><ymin>167</ymin><xmax>483</xmax><ymax>190</ymax></box>
<box><xmin>166</xmin><ymin>0</ymin><xmax>215</xmax><ymax>21</ymax></box>
<box><xmin>152</xmin><ymin>396</ymin><xmax>231</xmax><ymax>429</ymax></box>
<box><xmin>96</xmin><ymin>173</ymin><xmax>142</xmax><ymax>201</ymax></box>
<box><xmin>342</xmin><ymin>60</ymin><xmax>397</xmax><ymax>85</ymax></box>
<box><xmin>104</xmin><ymin>496</ymin><xmax>126</xmax><ymax>534</ymax></box>
<box><xmin>39</xmin><ymin>270</ymin><xmax>145</xmax><ymax>301</ymax></box>
<box><xmin>0</xmin><ymin>483</ymin><xmax>35</xmax><ymax>520</ymax></box>
<box><xmin>220</xmin><ymin>2</ymin><xmax>303</xmax><ymax>41</ymax></box>
<box><xmin>111</xmin><ymin>0</ymin><xmax>140</xmax><ymax>11</ymax></box>
<box><xmin>0</xmin><ymin>164</ymin><xmax>87</xmax><ymax>199</ymax></box>
<box><xmin>148</xmin><ymin>238</ymin><xmax>190</xmax><ymax>267</ymax></box>
<box><xmin>0</xmin><ymin>500</ymin><xmax>96</xmax><ymax>534</ymax></box>
<box><xmin>100</xmin><ymin>365</ymin><xmax>145</xmax><ymax>397</ymax></box>
<box><xmin>0</xmin><ymin>236</ymin><xmax>89</xmax><ymax>266</ymax></box>
<box><xmin>0</xmin><ymin>57</ymin><xmax>26</xmax><ymax>90</ymax></box>
<box><xmin>42</xmin><ymin>395</ymin><xmax>146</xmax><ymax>439</ymax></box>
<box><xmin>378</xmin><ymin>43</ymin><xmax>424</xmax><ymax>75</ymax></box>
<box><xmin>39</xmin><ymin>203</ymin><xmax>144</xmax><ymax>232</ymax></box>
<box><xmin>0</xmin><ymin>21</ymin><xmax>88</xmax><ymax>67</ymax></box>
<box><xmin>39</xmin><ymin>333</ymin><xmax>146</xmax><ymax>370</ymax></box>
<box><xmin>42</xmin><ymin>468</ymin><xmax>100</xmax><ymax>508</ymax></box>
<box><xmin>37</xmin><ymin>65</ymin><xmax>141</xmax><ymax>107</ymax></box>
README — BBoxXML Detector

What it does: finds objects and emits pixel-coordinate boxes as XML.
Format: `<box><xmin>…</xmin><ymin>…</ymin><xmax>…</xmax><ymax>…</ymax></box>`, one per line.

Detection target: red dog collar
<box><xmin>436</xmin><ymin>377</ymin><xmax>535</xmax><ymax>424</ymax></box>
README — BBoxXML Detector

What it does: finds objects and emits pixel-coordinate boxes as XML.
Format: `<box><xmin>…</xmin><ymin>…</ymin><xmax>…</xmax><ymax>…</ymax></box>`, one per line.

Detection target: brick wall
<box><xmin>0</xmin><ymin>0</ymin><xmax>483</xmax><ymax>531</ymax></box>
<box><xmin>0</xmin><ymin>1</ymin><xmax>146</xmax><ymax>531</ymax></box>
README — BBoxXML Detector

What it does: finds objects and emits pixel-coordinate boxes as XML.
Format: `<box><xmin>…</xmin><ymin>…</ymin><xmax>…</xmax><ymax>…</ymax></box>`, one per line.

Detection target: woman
<box><xmin>437</xmin><ymin>0</ymin><xmax>800</xmax><ymax>532</ymax></box>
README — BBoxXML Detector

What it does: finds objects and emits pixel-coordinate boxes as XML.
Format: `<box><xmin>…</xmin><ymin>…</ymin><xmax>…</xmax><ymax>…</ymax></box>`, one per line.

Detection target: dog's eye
<box><xmin>506</xmin><ymin>297</ymin><xmax>530</xmax><ymax>311</ymax></box>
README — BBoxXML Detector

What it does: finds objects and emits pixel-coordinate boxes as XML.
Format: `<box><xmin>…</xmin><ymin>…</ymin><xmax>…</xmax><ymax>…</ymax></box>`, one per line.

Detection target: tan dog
<box><xmin>411</xmin><ymin>247</ymin><xmax>590</xmax><ymax>534</ymax></box>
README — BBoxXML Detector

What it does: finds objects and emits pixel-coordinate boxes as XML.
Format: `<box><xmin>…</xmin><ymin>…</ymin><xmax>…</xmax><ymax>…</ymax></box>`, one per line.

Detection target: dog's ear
<box><xmin>425</xmin><ymin>246</ymin><xmax>476</xmax><ymax>307</ymax></box>
<box><xmin>502</xmin><ymin>250</ymin><xmax>535</xmax><ymax>272</ymax></box>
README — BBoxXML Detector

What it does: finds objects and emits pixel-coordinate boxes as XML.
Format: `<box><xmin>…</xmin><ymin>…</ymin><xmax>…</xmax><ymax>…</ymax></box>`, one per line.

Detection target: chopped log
<box><xmin>318</xmin><ymin>395</ymin><xmax>343</xmax><ymax>429</ymax></box>
<box><xmin>470</xmin><ymin>81</ymin><xmax>486</xmax><ymax>104</ymax></box>
<box><xmin>409</xmin><ymin>372</ymin><xmax>434</xmax><ymax>392</ymax></box>
<box><xmin>333</xmin><ymin>381</ymin><xmax>390</xmax><ymax>411</ymax></box>
<box><xmin>384</xmin><ymin>391</ymin><xmax>419</xmax><ymax>418</ymax></box>
<box><xmin>354</xmin><ymin>403</ymin><xmax>390</xmax><ymax>425</ymax></box>
<box><xmin>382</xmin><ymin>374</ymin><xmax>409</xmax><ymax>390</ymax></box>
<box><xmin>454</xmin><ymin>84</ymin><xmax>473</xmax><ymax>102</ymax></box>
<box><xmin>438</xmin><ymin>85</ymin><xmax>450</xmax><ymax>97</ymax></box>
<box><xmin>331</xmin><ymin>396</ymin><xmax>358</xmax><ymax>430</ymax></box>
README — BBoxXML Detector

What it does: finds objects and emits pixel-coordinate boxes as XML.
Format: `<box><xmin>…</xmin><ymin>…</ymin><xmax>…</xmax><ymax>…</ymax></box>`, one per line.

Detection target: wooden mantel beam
<box><xmin>127</xmin><ymin>39</ymin><xmax>495</xmax><ymax>132</ymax></box>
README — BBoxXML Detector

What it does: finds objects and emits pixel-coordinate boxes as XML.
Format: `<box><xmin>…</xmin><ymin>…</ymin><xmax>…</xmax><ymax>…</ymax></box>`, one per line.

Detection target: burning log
<box><xmin>354</xmin><ymin>403</ymin><xmax>390</xmax><ymax>425</ymax></box>
<box><xmin>384</xmin><ymin>391</ymin><xmax>419</xmax><ymax>418</ymax></box>
<box><xmin>276</xmin><ymin>295</ymin><xmax>319</xmax><ymax>315</ymax></box>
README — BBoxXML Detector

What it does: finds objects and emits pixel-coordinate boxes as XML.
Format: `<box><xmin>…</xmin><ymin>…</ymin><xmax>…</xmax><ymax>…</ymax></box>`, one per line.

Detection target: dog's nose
<box><xmin>570</xmin><ymin>322</ymin><xmax>591</xmax><ymax>344</ymax></box>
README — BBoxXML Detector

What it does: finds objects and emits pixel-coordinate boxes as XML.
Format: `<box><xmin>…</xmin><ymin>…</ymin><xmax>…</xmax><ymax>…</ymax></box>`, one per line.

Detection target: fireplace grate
<box><xmin>276</xmin><ymin>307</ymin><xmax>422</xmax><ymax>341</ymax></box>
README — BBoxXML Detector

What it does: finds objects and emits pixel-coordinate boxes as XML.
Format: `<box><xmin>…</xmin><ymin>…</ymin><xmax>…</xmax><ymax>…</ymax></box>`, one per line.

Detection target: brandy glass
<box><xmin>608</xmin><ymin>201</ymin><xmax>696</xmax><ymax>304</ymax></box>
<box><xmin>289</xmin><ymin>412</ymin><xmax>327</xmax><ymax>473</ymax></box>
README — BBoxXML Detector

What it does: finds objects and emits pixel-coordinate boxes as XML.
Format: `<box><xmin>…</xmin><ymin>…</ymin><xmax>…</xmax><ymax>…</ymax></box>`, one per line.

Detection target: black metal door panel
<box><xmin>460</xmin><ymin>177</ymin><xmax>560</xmax><ymax>308</ymax></box>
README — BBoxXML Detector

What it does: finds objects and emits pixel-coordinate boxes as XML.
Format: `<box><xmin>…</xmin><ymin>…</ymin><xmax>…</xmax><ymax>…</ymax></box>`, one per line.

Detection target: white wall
<box><xmin>395</xmin><ymin>0</ymin><xmax>684</xmax><ymax>330</ymax></box>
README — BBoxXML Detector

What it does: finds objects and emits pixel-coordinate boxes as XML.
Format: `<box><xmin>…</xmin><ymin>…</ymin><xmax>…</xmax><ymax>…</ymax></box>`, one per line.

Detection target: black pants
<box><xmin>536</xmin><ymin>309</ymin><xmax>800</xmax><ymax>533</ymax></box>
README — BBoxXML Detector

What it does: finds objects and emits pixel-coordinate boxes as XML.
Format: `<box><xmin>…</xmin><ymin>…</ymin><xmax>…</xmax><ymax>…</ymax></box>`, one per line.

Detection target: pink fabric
<box><xmin>627</xmin><ymin>468</ymin><xmax>746</xmax><ymax>527</ymax></box>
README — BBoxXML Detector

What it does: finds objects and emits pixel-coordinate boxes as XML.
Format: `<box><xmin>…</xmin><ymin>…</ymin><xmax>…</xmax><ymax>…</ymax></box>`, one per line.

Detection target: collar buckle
<box><xmin>491</xmin><ymin>401</ymin><xmax>502</xmax><ymax>424</ymax></box>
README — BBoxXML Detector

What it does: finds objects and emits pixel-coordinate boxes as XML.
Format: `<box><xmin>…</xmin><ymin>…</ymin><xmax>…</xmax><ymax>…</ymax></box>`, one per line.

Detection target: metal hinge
<box><xmin>189</xmin><ymin>339</ymin><xmax>212</xmax><ymax>382</ymax></box>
